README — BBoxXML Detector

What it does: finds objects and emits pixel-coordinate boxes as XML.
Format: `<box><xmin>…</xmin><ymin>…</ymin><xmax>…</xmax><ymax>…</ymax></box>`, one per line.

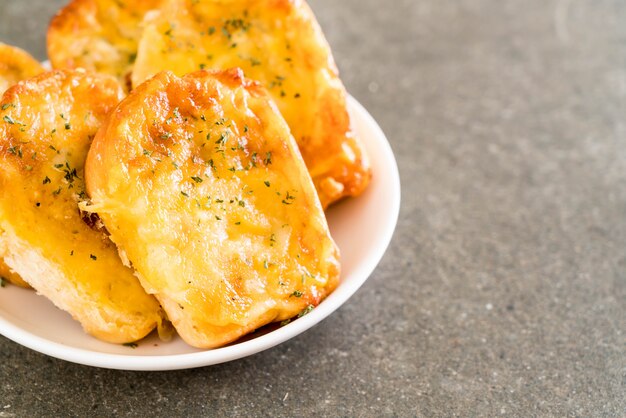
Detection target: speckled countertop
<box><xmin>0</xmin><ymin>0</ymin><xmax>624</xmax><ymax>416</ymax></box>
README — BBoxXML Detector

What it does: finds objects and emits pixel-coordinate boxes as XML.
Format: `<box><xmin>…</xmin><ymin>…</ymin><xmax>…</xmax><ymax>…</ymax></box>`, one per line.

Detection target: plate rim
<box><xmin>0</xmin><ymin>95</ymin><xmax>400</xmax><ymax>370</ymax></box>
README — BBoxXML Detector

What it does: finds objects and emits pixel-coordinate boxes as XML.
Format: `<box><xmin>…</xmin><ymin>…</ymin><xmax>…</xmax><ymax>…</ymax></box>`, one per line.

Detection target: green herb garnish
<box><xmin>298</xmin><ymin>305</ymin><xmax>314</xmax><ymax>317</ymax></box>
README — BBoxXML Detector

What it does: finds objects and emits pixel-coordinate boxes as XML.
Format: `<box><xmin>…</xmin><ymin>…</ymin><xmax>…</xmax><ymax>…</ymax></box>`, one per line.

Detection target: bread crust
<box><xmin>131</xmin><ymin>0</ymin><xmax>371</xmax><ymax>207</ymax></box>
<box><xmin>0</xmin><ymin>70</ymin><xmax>163</xmax><ymax>343</ymax></box>
<box><xmin>47</xmin><ymin>0</ymin><xmax>162</xmax><ymax>89</ymax></box>
<box><xmin>85</xmin><ymin>69</ymin><xmax>340</xmax><ymax>348</ymax></box>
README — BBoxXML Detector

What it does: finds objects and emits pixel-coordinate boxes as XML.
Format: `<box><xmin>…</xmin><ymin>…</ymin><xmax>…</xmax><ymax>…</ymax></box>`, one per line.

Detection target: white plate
<box><xmin>0</xmin><ymin>96</ymin><xmax>400</xmax><ymax>370</ymax></box>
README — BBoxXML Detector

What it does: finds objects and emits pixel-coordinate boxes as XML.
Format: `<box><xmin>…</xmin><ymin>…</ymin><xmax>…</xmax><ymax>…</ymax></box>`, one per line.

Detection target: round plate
<box><xmin>0</xmin><ymin>96</ymin><xmax>400</xmax><ymax>370</ymax></box>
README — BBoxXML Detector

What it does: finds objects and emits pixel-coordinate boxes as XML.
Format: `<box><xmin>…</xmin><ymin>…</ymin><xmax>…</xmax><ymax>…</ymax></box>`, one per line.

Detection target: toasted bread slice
<box><xmin>47</xmin><ymin>0</ymin><xmax>162</xmax><ymax>89</ymax></box>
<box><xmin>131</xmin><ymin>0</ymin><xmax>370</xmax><ymax>208</ymax></box>
<box><xmin>85</xmin><ymin>69</ymin><xmax>340</xmax><ymax>348</ymax></box>
<box><xmin>0</xmin><ymin>43</ymin><xmax>45</xmax><ymax>288</ymax></box>
<box><xmin>0</xmin><ymin>42</ymin><xmax>44</xmax><ymax>94</ymax></box>
<box><xmin>0</xmin><ymin>70</ymin><xmax>163</xmax><ymax>343</ymax></box>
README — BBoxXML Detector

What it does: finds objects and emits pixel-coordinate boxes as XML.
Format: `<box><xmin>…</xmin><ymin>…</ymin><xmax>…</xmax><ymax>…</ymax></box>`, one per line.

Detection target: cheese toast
<box><xmin>0</xmin><ymin>70</ymin><xmax>163</xmax><ymax>343</ymax></box>
<box><xmin>84</xmin><ymin>69</ymin><xmax>340</xmax><ymax>348</ymax></box>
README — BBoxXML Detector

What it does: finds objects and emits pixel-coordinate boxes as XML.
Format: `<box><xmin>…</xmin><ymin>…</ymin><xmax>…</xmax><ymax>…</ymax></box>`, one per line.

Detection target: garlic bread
<box><xmin>85</xmin><ymin>69</ymin><xmax>340</xmax><ymax>348</ymax></box>
<box><xmin>0</xmin><ymin>70</ymin><xmax>163</xmax><ymax>343</ymax></box>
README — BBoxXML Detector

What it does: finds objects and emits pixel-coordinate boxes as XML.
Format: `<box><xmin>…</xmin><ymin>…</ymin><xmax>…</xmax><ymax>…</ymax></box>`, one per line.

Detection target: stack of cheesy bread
<box><xmin>0</xmin><ymin>0</ymin><xmax>370</xmax><ymax>348</ymax></box>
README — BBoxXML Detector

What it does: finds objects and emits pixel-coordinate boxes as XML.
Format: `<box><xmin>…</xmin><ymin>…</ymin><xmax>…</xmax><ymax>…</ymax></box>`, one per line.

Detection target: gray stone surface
<box><xmin>0</xmin><ymin>0</ymin><xmax>625</xmax><ymax>416</ymax></box>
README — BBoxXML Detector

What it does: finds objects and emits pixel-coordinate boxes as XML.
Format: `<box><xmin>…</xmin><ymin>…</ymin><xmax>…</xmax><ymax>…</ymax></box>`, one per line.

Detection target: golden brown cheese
<box><xmin>0</xmin><ymin>43</ymin><xmax>45</xmax><ymax>288</ymax></box>
<box><xmin>0</xmin><ymin>42</ymin><xmax>44</xmax><ymax>95</ymax></box>
<box><xmin>0</xmin><ymin>70</ymin><xmax>163</xmax><ymax>343</ymax></box>
<box><xmin>85</xmin><ymin>69</ymin><xmax>340</xmax><ymax>348</ymax></box>
<box><xmin>47</xmin><ymin>0</ymin><xmax>162</xmax><ymax>89</ymax></box>
<box><xmin>131</xmin><ymin>0</ymin><xmax>370</xmax><ymax>207</ymax></box>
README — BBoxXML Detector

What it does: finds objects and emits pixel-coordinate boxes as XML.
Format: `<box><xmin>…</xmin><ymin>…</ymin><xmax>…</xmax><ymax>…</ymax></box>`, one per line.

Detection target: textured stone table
<box><xmin>0</xmin><ymin>0</ymin><xmax>624</xmax><ymax>416</ymax></box>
